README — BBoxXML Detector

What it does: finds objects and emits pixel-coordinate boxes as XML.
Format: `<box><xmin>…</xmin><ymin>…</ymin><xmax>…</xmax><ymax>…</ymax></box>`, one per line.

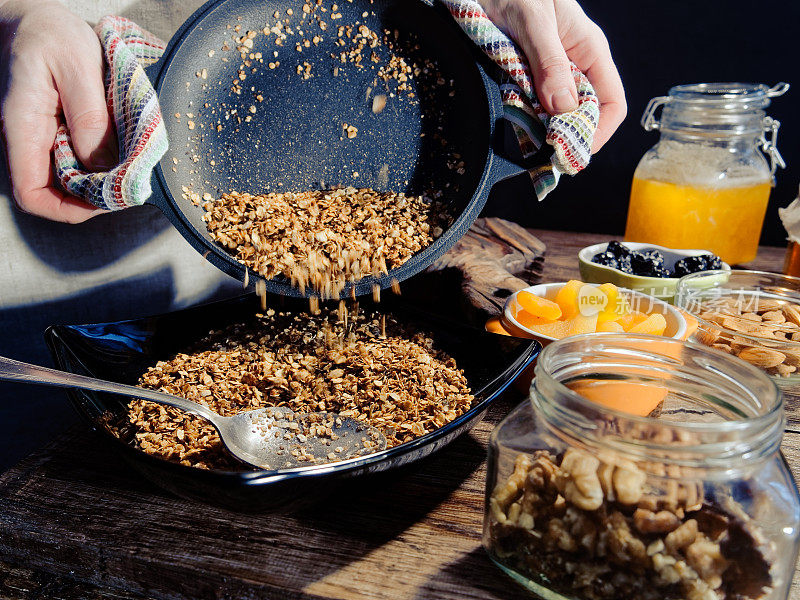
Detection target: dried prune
<box><xmin>606</xmin><ymin>241</ymin><xmax>632</xmax><ymax>259</ymax></box>
<box><xmin>592</xmin><ymin>251</ymin><xmax>622</xmax><ymax>270</ymax></box>
<box><xmin>630</xmin><ymin>252</ymin><xmax>665</xmax><ymax>277</ymax></box>
<box><xmin>593</xmin><ymin>241</ymin><xmax>723</xmax><ymax>279</ymax></box>
<box><xmin>593</xmin><ymin>249</ymin><xmax>633</xmax><ymax>273</ymax></box>
<box><xmin>673</xmin><ymin>253</ymin><xmax>723</xmax><ymax>277</ymax></box>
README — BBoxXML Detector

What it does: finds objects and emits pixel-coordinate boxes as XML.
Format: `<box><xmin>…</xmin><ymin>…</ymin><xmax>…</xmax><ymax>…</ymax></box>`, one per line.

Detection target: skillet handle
<box><xmin>142</xmin><ymin>56</ymin><xmax>169</xmax><ymax>211</ymax></box>
<box><xmin>140</xmin><ymin>58</ymin><xmax>172</xmax><ymax>212</ymax></box>
<box><xmin>485</xmin><ymin>114</ymin><xmax>552</xmax><ymax>186</ymax></box>
<box><xmin>488</xmin><ymin>153</ymin><xmax>528</xmax><ymax>184</ymax></box>
<box><xmin>143</xmin><ymin>59</ymin><xmax>162</xmax><ymax>87</ymax></box>
<box><xmin>489</xmin><ymin>146</ymin><xmax>548</xmax><ymax>185</ymax></box>
<box><xmin>473</xmin><ymin>60</ymin><xmax>551</xmax><ymax>187</ymax></box>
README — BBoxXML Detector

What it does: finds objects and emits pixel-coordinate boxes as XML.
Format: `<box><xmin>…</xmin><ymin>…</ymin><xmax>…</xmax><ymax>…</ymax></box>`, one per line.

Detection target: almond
<box><xmin>753</xmin><ymin>326</ymin><xmax>784</xmax><ymax>339</ymax></box>
<box><xmin>721</xmin><ymin>316</ymin><xmax>759</xmax><ymax>334</ymax></box>
<box><xmin>697</xmin><ymin>327</ymin><xmax>720</xmax><ymax>345</ymax></box>
<box><xmin>753</xmin><ymin>298</ymin><xmax>785</xmax><ymax>313</ymax></box>
<box><xmin>711</xmin><ymin>343</ymin><xmax>734</xmax><ymax>354</ymax></box>
<box><xmin>699</xmin><ymin>312</ymin><xmax>728</xmax><ymax>326</ymax></box>
<box><xmin>783</xmin><ymin>350</ymin><xmax>800</xmax><ymax>367</ymax></box>
<box><xmin>762</xmin><ymin>310</ymin><xmax>786</xmax><ymax>323</ymax></box>
<box><xmin>736</xmin><ymin>347</ymin><xmax>786</xmax><ymax>368</ymax></box>
<box><xmin>776</xmin><ymin>363</ymin><xmax>798</xmax><ymax>377</ymax></box>
<box><xmin>783</xmin><ymin>304</ymin><xmax>800</xmax><ymax>326</ymax></box>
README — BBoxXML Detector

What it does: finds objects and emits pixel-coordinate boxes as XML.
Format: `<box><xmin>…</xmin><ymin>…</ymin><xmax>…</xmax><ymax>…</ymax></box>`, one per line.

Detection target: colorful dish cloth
<box><xmin>53</xmin><ymin>17</ymin><xmax>168</xmax><ymax>210</ymax></box>
<box><xmin>443</xmin><ymin>0</ymin><xmax>599</xmax><ymax>199</ymax></box>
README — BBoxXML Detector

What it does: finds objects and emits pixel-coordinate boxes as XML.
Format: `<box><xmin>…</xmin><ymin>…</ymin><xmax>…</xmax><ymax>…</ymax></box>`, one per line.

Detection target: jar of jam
<box><xmin>625</xmin><ymin>83</ymin><xmax>788</xmax><ymax>265</ymax></box>
<box><xmin>484</xmin><ymin>334</ymin><xmax>800</xmax><ymax>600</ymax></box>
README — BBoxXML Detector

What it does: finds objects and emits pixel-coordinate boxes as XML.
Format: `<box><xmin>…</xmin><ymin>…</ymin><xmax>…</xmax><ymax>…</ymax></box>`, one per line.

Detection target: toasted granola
<box><xmin>120</xmin><ymin>307</ymin><xmax>473</xmax><ymax>470</ymax></box>
<box><xmin>200</xmin><ymin>187</ymin><xmax>451</xmax><ymax>299</ymax></box>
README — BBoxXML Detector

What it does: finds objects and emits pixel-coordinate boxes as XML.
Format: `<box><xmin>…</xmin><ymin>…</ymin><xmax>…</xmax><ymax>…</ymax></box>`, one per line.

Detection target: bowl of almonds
<box><xmin>675</xmin><ymin>270</ymin><xmax>800</xmax><ymax>385</ymax></box>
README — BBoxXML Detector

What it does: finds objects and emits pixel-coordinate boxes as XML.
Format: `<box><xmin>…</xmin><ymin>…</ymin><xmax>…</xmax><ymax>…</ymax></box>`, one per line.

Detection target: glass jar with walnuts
<box><xmin>484</xmin><ymin>334</ymin><xmax>800</xmax><ymax>600</ymax></box>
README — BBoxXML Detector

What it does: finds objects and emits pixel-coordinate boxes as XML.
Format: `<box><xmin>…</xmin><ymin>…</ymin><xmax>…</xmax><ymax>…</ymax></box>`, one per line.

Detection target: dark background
<box><xmin>484</xmin><ymin>0</ymin><xmax>800</xmax><ymax>250</ymax></box>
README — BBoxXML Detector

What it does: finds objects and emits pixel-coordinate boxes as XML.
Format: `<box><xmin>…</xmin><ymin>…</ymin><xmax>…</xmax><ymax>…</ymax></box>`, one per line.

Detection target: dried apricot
<box><xmin>568</xmin><ymin>380</ymin><xmax>667</xmax><ymax>417</ymax></box>
<box><xmin>567</xmin><ymin>313</ymin><xmax>599</xmax><ymax>335</ymax></box>
<box><xmin>517</xmin><ymin>290</ymin><xmax>562</xmax><ymax>322</ymax></box>
<box><xmin>680</xmin><ymin>309</ymin><xmax>699</xmax><ymax>340</ymax></box>
<box><xmin>517</xmin><ymin>313</ymin><xmax>572</xmax><ymax>339</ymax></box>
<box><xmin>597</xmin><ymin>283</ymin><xmax>630</xmax><ymax>324</ymax></box>
<box><xmin>618</xmin><ymin>311</ymin><xmax>649</xmax><ymax>331</ymax></box>
<box><xmin>554</xmin><ymin>280</ymin><xmax>584</xmax><ymax>319</ymax></box>
<box><xmin>597</xmin><ymin>320</ymin><xmax>624</xmax><ymax>333</ymax></box>
<box><xmin>485</xmin><ymin>316</ymin><xmax>513</xmax><ymax>336</ymax></box>
<box><xmin>628</xmin><ymin>313</ymin><xmax>667</xmax><ymax>336</ymax></box>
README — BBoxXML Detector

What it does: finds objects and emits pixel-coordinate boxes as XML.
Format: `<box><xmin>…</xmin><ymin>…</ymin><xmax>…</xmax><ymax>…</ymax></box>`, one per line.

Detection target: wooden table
<box><xmin>0</xmin><ymin>229</ymin><xmax>796</xmax><ymax>600</ymax></box>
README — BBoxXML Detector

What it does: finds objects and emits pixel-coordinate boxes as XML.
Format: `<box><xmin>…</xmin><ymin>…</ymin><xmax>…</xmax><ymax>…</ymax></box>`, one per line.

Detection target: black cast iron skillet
<box><xmin>142</xmin><ymin>0</ymin><xmax>537</xmax><ymax>297</ymax></box>
<box><xmin>46</xmin><ymin>293</ymin><xmax>540</xmax><ymax>512</ymax></box>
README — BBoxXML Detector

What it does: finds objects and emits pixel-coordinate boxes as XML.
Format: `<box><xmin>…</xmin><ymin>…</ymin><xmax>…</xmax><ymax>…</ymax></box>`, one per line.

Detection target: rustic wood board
<box><xmin>0</xmin><ymin>225</ymin><xmax>795</xmax><ymax>599</ymax></box>
<box><xmin>425</xmin><ymin>218</ymin><xmax>546</xmax><ymax>314</ymax></box>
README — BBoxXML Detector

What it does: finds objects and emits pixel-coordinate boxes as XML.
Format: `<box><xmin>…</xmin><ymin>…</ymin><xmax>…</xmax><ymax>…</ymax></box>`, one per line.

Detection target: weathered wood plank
<box><xmin>0</xmin><ymin>560</ymin><xmax>147</xmax><ymax>600</ymax></box>
<box><xmin>402</xmin><ymin>218</ymin><xmax>546</xmax><ymax>326</ymax></box>
<box><xmin>429</xmin><ymin>219</ymin><xmax>546</xmax><ymax>314</ymax></box>
<box><xmin>0</xmin><ymin>399</ymin><xmax>528</xmax><ymax>600</ymax></box>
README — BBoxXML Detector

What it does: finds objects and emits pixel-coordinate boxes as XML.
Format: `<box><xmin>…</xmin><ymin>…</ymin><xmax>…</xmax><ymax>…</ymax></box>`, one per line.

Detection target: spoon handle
<box><xmin>0</xmin><ymin>355</ymin><xmax>222</xmax><ymax>426</ymax></box>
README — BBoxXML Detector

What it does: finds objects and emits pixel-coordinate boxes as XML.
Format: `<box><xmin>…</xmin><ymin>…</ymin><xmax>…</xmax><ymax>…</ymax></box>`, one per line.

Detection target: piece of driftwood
<box><xmin>401</xmin><ymin>217</ymin><xmax>545</xmax><ymax>323</ymax></box>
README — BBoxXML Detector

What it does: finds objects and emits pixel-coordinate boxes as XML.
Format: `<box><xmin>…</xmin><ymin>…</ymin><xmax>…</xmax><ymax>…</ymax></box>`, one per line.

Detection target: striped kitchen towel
<box><xmin>53</xmin><ymin>16</ymin><xmax>168</xmax><ymax>210</ymax></box>
<box><xmin>443</xmin><ymin>0</ymin><xmax>599</xmax><ymax>199</ymax></box>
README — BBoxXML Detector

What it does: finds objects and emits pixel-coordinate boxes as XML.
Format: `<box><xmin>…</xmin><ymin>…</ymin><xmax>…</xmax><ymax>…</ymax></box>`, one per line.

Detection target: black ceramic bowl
<box><xmin>45</xmin><ymin>294</ymin><xmax>539</xmax><ymax>512</ymax></box>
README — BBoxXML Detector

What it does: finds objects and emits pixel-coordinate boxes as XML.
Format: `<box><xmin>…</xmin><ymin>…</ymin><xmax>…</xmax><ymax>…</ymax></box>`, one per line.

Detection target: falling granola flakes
<box><xmin>343</xmin><ymin>123</ymin><xmax>358</xmax><ymax>138</ymax></box>
<box><xmin>201</xmin><ymin>187</ymin><xmax>451</xmax><ymax>299</ymax></box>
<box><xmin>372</xmin><ymin>94</ymin><xmax>387</xmax><ymax>114</ymax></box>
<box><xmin>123</xmin><ymin>308</ymin><xmax>473</xmax><ymax>470</ymax></box>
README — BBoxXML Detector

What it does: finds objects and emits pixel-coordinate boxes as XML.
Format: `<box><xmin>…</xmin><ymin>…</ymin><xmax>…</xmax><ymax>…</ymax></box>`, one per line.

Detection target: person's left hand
<box><xmin>478</xmin><ymin>0</ymin><xmax>626</xmax><ymax>153</ymax></box>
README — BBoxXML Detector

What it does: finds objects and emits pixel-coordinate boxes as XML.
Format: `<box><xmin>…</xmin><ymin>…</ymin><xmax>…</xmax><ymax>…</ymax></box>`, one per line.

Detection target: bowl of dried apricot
<box><xmin>502</xmin><ymin>280</ymin><xmax>688</xmax><ymax>345</ymax></box>
<box><xmin>675</xmin><ymin>270</ymin><xmax>800</xmax><ymax>386</ymax></box>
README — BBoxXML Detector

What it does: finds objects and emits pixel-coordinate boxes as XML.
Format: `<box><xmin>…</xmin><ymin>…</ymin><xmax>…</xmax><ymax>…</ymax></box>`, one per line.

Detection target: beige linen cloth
<box><xmin>0</xmin><ymin>0</ymin><xmax>239</xmax><ymax>469</ymax></box>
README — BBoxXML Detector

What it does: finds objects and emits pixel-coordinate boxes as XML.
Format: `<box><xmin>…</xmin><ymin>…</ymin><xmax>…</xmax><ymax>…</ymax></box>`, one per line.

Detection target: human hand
<box><xmin>478</xmin><ymin>0</ymin><xmax>626</xmax><ymax>152</ymax></box>
<box><xmin>0</xmin><ymin>0</ymin><xmax>116</xmax><ymax>223</ymax></box>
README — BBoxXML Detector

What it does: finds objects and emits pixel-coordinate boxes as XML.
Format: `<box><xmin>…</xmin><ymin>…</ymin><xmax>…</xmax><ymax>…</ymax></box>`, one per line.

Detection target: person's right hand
<box><xmin>0</xmin><ymin>0</ymin><xmax>116</xmax><ymax>223</ymax></box>
<box><xmin>478</xmin><ymin>0</ymin><xmax>626</xmax><ymax>153</ymax></box>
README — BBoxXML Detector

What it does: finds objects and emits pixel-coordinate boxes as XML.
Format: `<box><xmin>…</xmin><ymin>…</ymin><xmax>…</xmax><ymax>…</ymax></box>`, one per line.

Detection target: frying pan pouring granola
<box><xmin>141</xmin><ymin>0</ymin><xmax>531</xmax><ymax>297</ymax></box>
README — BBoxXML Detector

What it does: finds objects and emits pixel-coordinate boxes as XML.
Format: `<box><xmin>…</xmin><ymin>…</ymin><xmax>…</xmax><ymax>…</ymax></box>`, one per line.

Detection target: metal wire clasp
<box><xmin>760</xmin><ymin>116</ymin><xmax>786</xmax><ymax>176</ymax></box>
<box><xmin>640</xmin><ymin>96</ymin><xmax>670</xmax><ymax>131</ymax></box>
<box><xmin>767</xmin><ymin>82</ymin><xmax>790</xmax><ymax>98</ymax></box>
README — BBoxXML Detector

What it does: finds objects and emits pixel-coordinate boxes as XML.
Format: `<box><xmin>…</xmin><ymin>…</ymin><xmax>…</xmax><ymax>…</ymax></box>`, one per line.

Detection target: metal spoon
<box><xmin>0</xmin><ymin>356</ymin><xmax>387</xmax><ymax>470</ymax></box>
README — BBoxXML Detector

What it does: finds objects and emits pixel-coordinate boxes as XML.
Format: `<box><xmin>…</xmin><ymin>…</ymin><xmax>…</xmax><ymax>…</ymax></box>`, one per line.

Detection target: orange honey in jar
<box><xmin>627</xmin><ymin>176</ymin><xmax>771</xmax><ymax>265</ymax></box>
<box><xmin>625</xmin><ymin>83</ymin><xmax>787</xmax><ymax>265</ymax></box>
